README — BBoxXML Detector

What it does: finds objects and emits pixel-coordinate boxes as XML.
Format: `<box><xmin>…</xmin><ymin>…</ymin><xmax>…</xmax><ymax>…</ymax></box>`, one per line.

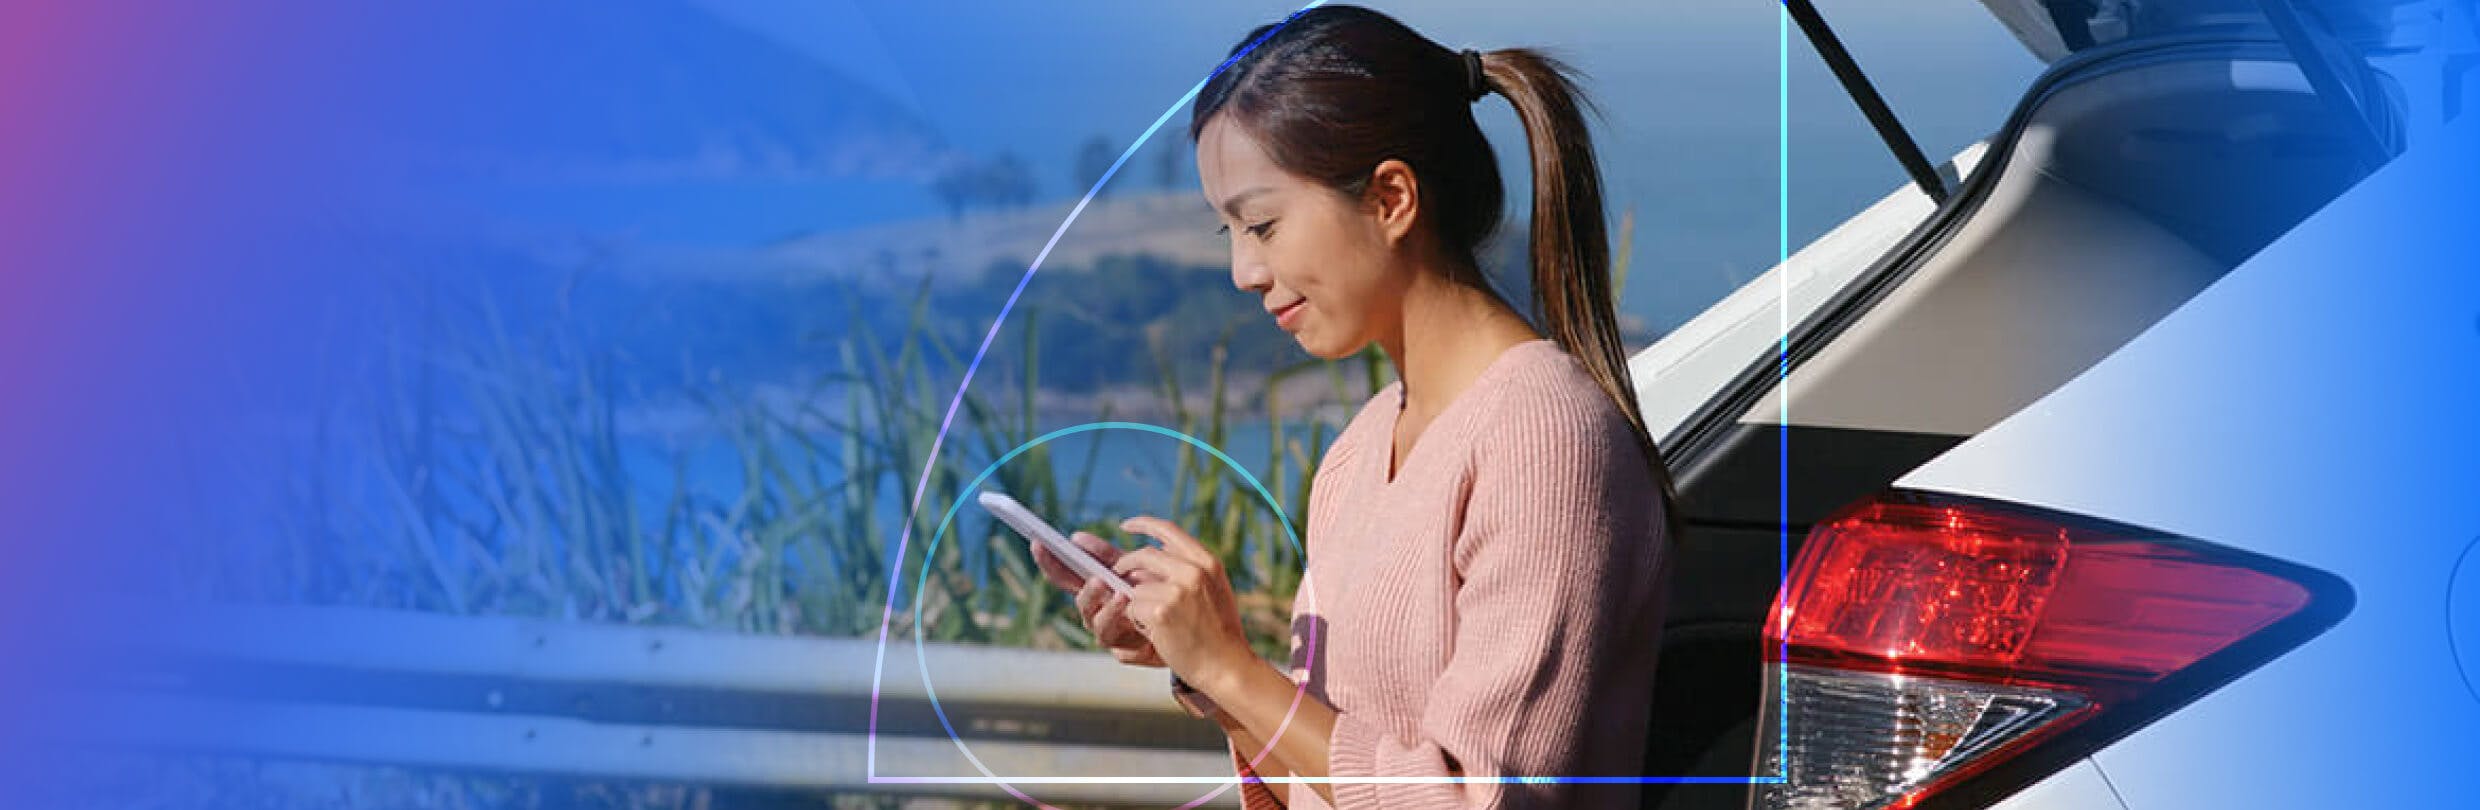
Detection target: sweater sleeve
<box><xmin>1325</xmin><ymin>390</ymin><xmax>1659</xmax><ymax>808</ymax></box>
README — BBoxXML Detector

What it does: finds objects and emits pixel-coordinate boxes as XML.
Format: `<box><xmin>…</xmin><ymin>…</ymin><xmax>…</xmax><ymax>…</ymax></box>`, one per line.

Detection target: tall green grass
<box><xmin>202</xmin><ymin>205</ymin><xmax>1672</xmax><ymax>803</ymax></box>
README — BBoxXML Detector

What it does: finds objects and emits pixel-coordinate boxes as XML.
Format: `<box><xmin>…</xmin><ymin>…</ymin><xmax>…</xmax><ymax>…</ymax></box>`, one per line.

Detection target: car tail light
<box><xmin>1753</xmin><ymin>491</ymin><xmax>2350</xmax><ymax>810</ymax></box>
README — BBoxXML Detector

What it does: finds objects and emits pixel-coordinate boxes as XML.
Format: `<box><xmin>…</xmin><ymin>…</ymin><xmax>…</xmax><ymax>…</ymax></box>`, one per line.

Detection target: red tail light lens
<box><xmin>1755</xmin><ymin>491</ymin><xmax>2350</xmax><ymax>810</ymax></box>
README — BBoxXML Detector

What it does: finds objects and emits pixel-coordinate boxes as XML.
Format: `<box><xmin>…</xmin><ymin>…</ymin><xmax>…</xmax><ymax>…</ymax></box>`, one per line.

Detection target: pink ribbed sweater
<box><xmin>1227</xmin><ymin>338</ymin><xmax>1672</xmax><ymax>809</ymax></box>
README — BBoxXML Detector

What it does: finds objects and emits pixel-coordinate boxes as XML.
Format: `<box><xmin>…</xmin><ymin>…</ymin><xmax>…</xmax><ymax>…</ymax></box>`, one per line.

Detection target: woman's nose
<box><xmin>1229</xmin><ymin>247</ymin><xmax>1271</xmax><ymax>293</ymax></box>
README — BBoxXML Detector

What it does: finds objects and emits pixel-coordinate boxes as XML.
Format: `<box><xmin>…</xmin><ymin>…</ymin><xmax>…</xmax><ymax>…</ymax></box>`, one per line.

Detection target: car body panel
<box><xmin>1629</xmin><ymin>145</ymin><xmax>1983</xmax><ymax>442</ymax></box>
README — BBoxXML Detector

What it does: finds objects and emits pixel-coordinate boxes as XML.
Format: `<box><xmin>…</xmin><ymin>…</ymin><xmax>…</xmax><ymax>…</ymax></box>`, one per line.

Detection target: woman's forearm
<box><xmin>1217</xmin><ymin>710</ymin><xmax>1294</xmax><ymax>799</ymax></box>
<box><xmin>1201</xmin><ymin>652</ymin><xmax>1339</xmax><ymax>806</ymax></box>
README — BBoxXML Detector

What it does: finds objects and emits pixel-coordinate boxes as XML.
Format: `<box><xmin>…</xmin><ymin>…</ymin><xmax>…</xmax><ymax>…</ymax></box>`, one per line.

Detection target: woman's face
<box><xmin>1195</xmin><ymin>114</ymin><xmax>1409</xmax><ymax>360</ymax></box>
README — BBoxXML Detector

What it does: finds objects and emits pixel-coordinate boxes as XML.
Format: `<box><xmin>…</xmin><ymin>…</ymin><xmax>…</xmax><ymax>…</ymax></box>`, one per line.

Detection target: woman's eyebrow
<box><xmin>1218</xmin><ymin>187</ymin><xmax>1273</xmax><ymax>219</ymax></box>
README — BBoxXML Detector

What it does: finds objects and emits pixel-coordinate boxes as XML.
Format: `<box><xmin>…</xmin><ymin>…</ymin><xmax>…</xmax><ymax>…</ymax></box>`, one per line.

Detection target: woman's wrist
<box><xmin>1171</xmin><ymin>672</ymin><xmax>1223</xmax><ymax>719</ymax></box>
<box><xmin>1193</xmin><ymin>641</ymin><xmax>1272</xmax><ymax>704</ymax></box>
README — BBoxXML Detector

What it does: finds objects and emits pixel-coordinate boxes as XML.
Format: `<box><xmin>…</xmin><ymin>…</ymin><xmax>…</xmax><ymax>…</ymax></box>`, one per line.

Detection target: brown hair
<box><xmin>1189</xmin><ymin>5</ymin><xmax>1676</xmax><ymax>504</ymax></box>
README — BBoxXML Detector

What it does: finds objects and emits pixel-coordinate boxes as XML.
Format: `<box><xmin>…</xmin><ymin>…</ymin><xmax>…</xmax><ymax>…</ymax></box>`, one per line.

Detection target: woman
<box><xmin>1029</xmin><ymin>5</ymin><xmax>1675</xmax><ymax>808</ymax></box>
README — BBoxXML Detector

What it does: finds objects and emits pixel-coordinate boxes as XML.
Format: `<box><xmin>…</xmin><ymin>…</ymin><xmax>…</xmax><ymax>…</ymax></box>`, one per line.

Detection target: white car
<box><xmin>1627</xmin><ymin>2</ymin><xmax>2476</xmax><ymax>808</ymax></box>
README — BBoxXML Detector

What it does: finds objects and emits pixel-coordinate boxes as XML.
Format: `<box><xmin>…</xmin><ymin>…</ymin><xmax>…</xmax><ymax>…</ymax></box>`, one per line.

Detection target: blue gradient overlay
<box><xmin>1</xmin><ymin>1</ymin><xmax>2470</xmax><ymax>808</ymax></box>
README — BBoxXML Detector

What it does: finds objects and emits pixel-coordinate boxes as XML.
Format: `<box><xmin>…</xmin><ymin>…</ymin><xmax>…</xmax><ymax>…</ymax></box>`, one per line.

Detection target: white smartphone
<box><xmin>979</xmin><ymin>490</ymin><xmax>1135</xmax><ymax>598</ymax></box>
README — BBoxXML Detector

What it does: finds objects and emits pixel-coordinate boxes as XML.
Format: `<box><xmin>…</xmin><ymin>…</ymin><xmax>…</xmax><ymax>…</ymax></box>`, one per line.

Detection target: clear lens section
<box><xmin>1751</xmin><ymin>664</ymin><xmax>2088</xmax><ymax>810</ymax></box>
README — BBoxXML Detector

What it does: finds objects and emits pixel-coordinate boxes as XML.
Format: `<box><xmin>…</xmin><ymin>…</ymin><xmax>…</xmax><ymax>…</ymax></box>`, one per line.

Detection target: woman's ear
<box><xmin>1363</xmin><ymin>158</ymin><xmax>1421</xmax><ymax>247</ymax></box>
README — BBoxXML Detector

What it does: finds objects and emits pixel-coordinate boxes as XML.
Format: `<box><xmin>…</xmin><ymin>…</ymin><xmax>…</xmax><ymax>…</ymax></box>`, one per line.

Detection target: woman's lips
<box><xmin>1272</xmin><ymin>299</ymin><xmax>1307</xmax><ymax>329</ymax></box>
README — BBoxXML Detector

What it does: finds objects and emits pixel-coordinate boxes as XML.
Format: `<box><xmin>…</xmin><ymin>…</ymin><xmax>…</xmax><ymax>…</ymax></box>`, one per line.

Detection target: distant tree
<box><xmin>1074</xmin><ymin>135</ymin><xmax>1116</xmax><ymax>198</ymax></box>
<box><xmin>988</xmin><ymin>152</ymin><xmax>1035</xmax><ymax>208</ymax></box>
<box><xmin>930</xmin><ymin>153</ymin><xmax>1037</xmax><ymax>218</ymax></box>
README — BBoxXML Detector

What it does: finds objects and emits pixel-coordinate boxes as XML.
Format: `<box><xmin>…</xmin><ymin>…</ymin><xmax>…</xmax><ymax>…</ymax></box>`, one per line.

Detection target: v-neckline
<box><xmin>1380</xmin><ymin>339</ymin><xmax>1554</xmax><ymax>486</ymax></box>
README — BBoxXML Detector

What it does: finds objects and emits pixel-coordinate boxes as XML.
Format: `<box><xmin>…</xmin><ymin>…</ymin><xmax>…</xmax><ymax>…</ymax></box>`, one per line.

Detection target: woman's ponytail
<box><xmin>1478</xmin><ymin>50</ymin><xmax>1664</xmax><ymax>476</ymax></box>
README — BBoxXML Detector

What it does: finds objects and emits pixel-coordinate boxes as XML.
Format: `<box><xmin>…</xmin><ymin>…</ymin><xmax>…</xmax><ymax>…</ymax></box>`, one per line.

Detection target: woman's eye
<box><xmin>1216</xmin><ymin>220</ymin><xmax>1275</xmax><ymax>239</ymax></box>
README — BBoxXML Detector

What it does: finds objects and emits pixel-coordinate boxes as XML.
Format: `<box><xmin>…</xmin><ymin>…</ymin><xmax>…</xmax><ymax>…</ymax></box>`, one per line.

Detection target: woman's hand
<box><xmin>1029</xmin><ymin>531</ymin><xmax>1163</xmax><ymax>668</ymax></box>
<box><xmin>1111</xmin><ymin>516</ymin><xmax>1257</xmax><ymax>688</ymax></box>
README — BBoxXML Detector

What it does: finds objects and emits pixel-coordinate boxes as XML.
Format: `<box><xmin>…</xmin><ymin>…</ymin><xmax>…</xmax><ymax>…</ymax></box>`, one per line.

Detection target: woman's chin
<box><xmin>1296</xmin><ymin>332</ymin><xmax>1361</xmax><ymax>361</ymax></box>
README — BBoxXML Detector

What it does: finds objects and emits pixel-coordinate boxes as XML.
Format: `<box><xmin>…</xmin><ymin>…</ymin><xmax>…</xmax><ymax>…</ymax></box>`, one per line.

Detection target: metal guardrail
<box><xmin>49</xmin><ymin>605</ymin><xmax>1242</xmax><ymax>807</ymax></box>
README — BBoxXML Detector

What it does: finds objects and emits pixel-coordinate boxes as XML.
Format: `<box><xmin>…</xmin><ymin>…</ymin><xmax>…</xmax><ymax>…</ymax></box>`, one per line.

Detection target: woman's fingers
<box><xmin>1119</xmin><ymin>516</ymin><xmax>1218</xmax><ymax>569</ymax></box>
<box><xmin>1032</xmin><ymin>532</ymin><xmax>1132</xmax><ymax>596</ymax></box>
<box><xmin>1111</xmin><ymin>646</ymin><xmax>1164</xmax><ymax>667</ymax></box>
<box><xmin>1028</xmin><ymin>525</ymin><xmax>1196</xmax><ymax>675</ymax></box>
<box><xmin>1125</xmin><ymin>580</ymin><xmax>1179</xmax><ymax>627</ymax></box>
<box><xmin>1092</xmin><ymin>593</ymin><xmax>1147</xmax><ymax>647</ymax></box>
<box><xmin>1111</xmin><ymin>546</ymin><xmax>1189</xmax><ymax>584</ymax></box>
<box><xmin>1070</xmin><ymin>531</ymin><xmax>1121</xmax><ymax>565</ymax></box>
<box><xmin>1074</xmin><ymin>576</ymin><xmax>1113</xmax><ymax>623</ymax></box>
<box><xmin>1029</xmin><ymin>540</ymin><xmax>1083</xmax><ymax>593</ymax></box>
